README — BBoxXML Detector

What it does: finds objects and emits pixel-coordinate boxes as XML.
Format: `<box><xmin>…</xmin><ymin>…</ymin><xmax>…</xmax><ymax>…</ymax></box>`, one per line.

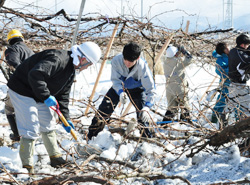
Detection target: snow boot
<box><xmin>218</xmin><ymin>113</ymin><xmax>227</xmax><ymax>129</ymax></box>
<box><xmin>50</xmin><ymin>156</ymin><xmax>68</xmax><ymax>168</ymax></box>
<box><xmin>180</xmin><ymin>109</ymin><xmax>192</xmax><ymax>123</ymax></box>
<box><xmin>211</xmin><ymin>114</ymin><xmax>218</xmax><ymax>123</ymax></box>
<box><xmin>163</xmin><ymin>110</ymin><xmax>174</xmax><ymax>122</ymax></box>
<box><xmin>23</xmin><ymin>165</ymin><xmax>34</xmax><ymax>176</ymax></box>
<box><xmin>139</xmin><ymin>122</ymin><xmax>152</xmax><ymax>138</ymax></box>
<box><xmin>7</xmin><ymin>115</ymin><xmax>20</xmax><ymax>141</ymax></box>
<box><xmin>41</xmin><ymin>131</ymin><xmax>68</xmax><ymax>167</ymax></box>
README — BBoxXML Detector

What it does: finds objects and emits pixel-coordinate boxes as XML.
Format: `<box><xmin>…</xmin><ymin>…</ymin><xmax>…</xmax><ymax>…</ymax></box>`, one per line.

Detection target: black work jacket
<box><xmin>228</xmin><ymin>46</ymin><xmax>250</xmax><ymax>83</ymax></box>
<box><xmin>5</xmin><ymin>41</ymin><xmax>34</xmax><ymax>69</ymax></box>
<box><xmin>7</xmin><ymin>49</ymin><xmax>75</xmax><ymax>119</ymax></box>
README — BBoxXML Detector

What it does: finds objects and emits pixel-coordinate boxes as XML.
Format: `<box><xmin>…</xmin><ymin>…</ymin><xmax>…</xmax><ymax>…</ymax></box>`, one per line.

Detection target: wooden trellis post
<box><xmin>84</xmin><ymin>24</ymin><xmax>119</xmax><ymax>115</ymax></box>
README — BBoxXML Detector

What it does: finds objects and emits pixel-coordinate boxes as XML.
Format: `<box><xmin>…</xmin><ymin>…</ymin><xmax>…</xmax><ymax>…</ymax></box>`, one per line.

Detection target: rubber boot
<box><xmin>50</xmin><ymin>156</ymin><xmax>68</xmax><ymax>168</ymax></box>
<box><xmin>211</xmin><ymin>114</ymin><xmax>218</xmax><ymax>123</ymax></box>
<box><xmin>7</xmin><ymin>115</ymin><xmax>20</xmax><ymax>141</ymax></box>
<box><xmin>138</xmin><ymin>121</ymin><xmax>152</xmax><ymax>138</ymax></box>
<box><xmin>20</xmin><ymin>138</ymin><xmax>35</xmax><ymax>174</ymax></box>
<box><xmin>24</xmin><ymin>165</ymin><xmax>34</xmax><ymax>175</ymax></box>
<box><xmin>218</xmin><ymin>113</ymin><xmax>227</xmax><ymax>129</ymax></box>
<box><xmin>162</xmin><ymin>110</ymin><xmax>175</xmax><ymax>122</ymax></box>
<box><xmin>180</xmin><ymin>109</ymin><xmax>192</xmax><ymax>123</ymax></box>
<box><xmin>41</xmin><ymin>131</ymin><xmax>67</xmax><ymax>168</ymax></box>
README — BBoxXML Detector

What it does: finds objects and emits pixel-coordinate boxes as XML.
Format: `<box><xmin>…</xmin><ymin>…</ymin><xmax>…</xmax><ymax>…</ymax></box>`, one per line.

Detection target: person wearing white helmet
<box><xmin>162</xmin><ymin>45</ymin><xmax>193</xmax><ymax>123</ymax></box>
<box><xmin>7</xmin><ymin>41</ymin><xmax>101</xmax><ymax>174</ymax></box>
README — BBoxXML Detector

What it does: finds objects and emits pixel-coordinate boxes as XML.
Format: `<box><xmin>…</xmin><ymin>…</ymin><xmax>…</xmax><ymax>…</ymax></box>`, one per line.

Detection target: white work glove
<box><xmin>119</xmin><ymin>92</ymin><xmax>128</xmax><ymax>105</ymax></box>
<box><xmin>140</xmin><ymin>106</ymin><xmax>151</xmax><ymax>123</ymax></box>
<box><xmin>125</xmin><ymin>118</ymin><xmax>137</xmax><ymax>135</ymax></box>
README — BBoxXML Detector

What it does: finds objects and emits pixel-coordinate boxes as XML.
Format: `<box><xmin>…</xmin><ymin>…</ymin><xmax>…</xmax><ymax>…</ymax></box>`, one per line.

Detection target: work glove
<box><xmin>62</xmin><ymin>120</ymin><xmax>75</xmax><ymax>133</ymax></box>
<box><xmin>125</xmin><ymin>118</ymin><xmax>137</xmax><ymax>135</ymax></box>
<box><xmin>139</xmin><ymin>106</ymin><xmax>151</xmax><ymax>123</ymax></box>
<box><xmin>44</xmin><ymin>95</ymin><xmax>57</xmax><ymax>107</ymax></box>
<box><xmin>177</xmin><ymin>45</ymin><xmax>185</xmax><ymax>53</ymax></box>
<box><xmin>119</xmin><ymin>92</ymin><xmax>128</xmax><ymax>105</ymax></box>
<box><xmin>178</xmin><ymin>45</ymin><xmax>192</xmax><ymax>58</ymax></box>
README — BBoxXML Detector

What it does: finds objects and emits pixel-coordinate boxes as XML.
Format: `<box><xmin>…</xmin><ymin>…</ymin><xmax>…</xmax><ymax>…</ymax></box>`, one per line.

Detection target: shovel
<box><xmin>50</xmin><ymin>102</ymin><xmax>77</xmax><ymax>141</ymax></box>
<box><xmin>50</xmin><ymin>102</ymin><xmax>103</xmax><ymax>157</ymax></box>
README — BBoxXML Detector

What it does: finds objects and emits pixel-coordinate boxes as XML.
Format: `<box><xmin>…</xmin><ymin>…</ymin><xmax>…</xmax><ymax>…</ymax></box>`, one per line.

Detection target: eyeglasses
<box><xmin>77</xmin><ymin>47</ymin><xmax>92</xmax><ymax>67</ymax></box>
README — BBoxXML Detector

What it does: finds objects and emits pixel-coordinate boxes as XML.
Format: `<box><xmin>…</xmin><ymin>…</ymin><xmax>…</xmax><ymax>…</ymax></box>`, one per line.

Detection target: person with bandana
<box><xmin>7</xmin><ymin>42</ymin><xmax>101</xmax><ymax>174</ymax></box>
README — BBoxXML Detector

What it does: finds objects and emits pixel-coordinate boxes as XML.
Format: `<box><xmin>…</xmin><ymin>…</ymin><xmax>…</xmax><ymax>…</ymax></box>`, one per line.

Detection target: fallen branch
<box><xmin>115</xmin><ymin>171</ymin><xmax>191</xmax><ymax>185</ymax></box>
<box><xmin>208</xmin><ymin>117</ymin><xmax>250</xmax><ymax>147</ymax></box>
<box><xmin>27</xmin><ymin>175</ymin><xmax>114</xmax><ymax>185</ymax></box>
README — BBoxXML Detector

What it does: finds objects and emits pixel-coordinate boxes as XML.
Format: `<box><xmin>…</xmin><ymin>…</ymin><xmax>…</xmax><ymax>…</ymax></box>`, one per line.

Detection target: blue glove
<box><xmin>145</xmin><ymin>102</ymin><xmax>153</xmax><ymax>108</ymax></box>
<box><xmin>62</xmin><ymin>120</ymin><xmax>75</xmax><ymax>133</ymax></box>
<box><xmin>44</xmin><ymin>95</ymin><xmax>57</xmax><ymax>107</ymax></box>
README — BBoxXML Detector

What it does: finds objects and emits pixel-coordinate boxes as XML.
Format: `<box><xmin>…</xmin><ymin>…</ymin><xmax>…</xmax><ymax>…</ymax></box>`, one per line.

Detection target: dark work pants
<box><xmin>87</xmin><ymin>87</ymin><xmax>152</xmax><ymax>140</ymax></box>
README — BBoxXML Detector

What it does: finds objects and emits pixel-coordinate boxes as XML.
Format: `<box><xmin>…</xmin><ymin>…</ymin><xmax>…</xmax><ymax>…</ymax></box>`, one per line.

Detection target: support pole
<box><xmin>121</xmin><ymin>102</ymin><xmax>133</xmax><ymax>117</ymax></box>
<box><xmin>185</xmin><ymin>20</ymin><xmax>190</xmax><ymax>34</ymax></box>
<box><xmin>71</xmin><ymin>0</ymin><xmax>86</xmax><ymax>105</ymax></box>
<box><xmin>71</xmin><ymin>0</ymin><xmax>86</xmax><ymax>46</ymax></box>
<box><xmin>154</xmin><ymin>34</ymin><xmax>174</xmax><ymax>67</ymax></box>
<box><xmin>84</xmin><ymin>24</ymin><xmax>119</xmax><ymax>115</ymax></box>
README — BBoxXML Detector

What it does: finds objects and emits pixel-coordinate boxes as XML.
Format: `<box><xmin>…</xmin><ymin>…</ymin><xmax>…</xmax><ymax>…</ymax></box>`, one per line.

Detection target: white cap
<box><xmin>166</xmin><ymin>46</ymin><xmax>178</xmax><ymax>58</ymax></box>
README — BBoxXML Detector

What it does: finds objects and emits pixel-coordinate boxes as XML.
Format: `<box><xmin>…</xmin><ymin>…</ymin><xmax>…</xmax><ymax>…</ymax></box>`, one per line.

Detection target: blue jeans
<box><xmin>212</xmin><ymin>79</ymin><xmax>239</xmax><ymax>120</ymax></box>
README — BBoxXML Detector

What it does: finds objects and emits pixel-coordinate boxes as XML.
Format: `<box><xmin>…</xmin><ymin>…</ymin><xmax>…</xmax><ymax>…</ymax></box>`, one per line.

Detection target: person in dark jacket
<box><xmin>4</xmin><ymin>29</ymin><xmax>34</xmax><ymax>141</ymax></box>
<box><xmin>87</xmin><ymin>42</ymin><xmax>156</xmax><ymax>141</ymax></box>
<box><xmin>228</xmin><ymin>33</ymin><xmax>250</xmax><ymax>120</ymax></box>
<box><xmin>7</xmin><ymin>42</ymin><xmax>101</xmax><ymax>174</ymax></box>
<box><xmin>210</xmin><ymin>42</ymin><xmax>230</xmax><ymax>126</ymax></box>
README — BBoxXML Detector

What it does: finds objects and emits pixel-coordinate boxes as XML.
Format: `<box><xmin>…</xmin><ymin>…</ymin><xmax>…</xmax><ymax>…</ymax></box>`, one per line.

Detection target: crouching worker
<box><xmin>7</xmin><ymin>42</ymin><xmax>101</xmax><ymax>174</ymax></box>
<box><xmin>87</xmin><ymin>42</ymin><xmax>156</xmax><ymax>141</ymax></box>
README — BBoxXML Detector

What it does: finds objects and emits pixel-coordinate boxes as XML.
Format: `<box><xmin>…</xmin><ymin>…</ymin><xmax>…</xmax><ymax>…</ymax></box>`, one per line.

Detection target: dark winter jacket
<box><xmin>7</xmin><ymin>49</ymin><xmax>75</xmax><ymax>119</ymax></box>
<box><xmin>5</xmin><ymin>40</ymin><xmax>34</xmax><ymax>69</ymax></box>
<box><xmin>228</xmin><ymin>46</ymin><xmax>250</xmax><ymax>83</ymax></box>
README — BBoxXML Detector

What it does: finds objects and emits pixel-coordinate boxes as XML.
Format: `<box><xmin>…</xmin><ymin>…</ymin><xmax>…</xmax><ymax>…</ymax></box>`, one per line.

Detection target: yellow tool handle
<box><xmin>59</xmin><ymin>114</ymin><xmax>77</xmax><ymax>141</ymax></box>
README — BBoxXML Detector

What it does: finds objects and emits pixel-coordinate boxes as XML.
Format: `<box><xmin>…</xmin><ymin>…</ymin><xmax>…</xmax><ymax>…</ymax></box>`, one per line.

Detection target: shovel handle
<box><xmin>57</xmin><ymin>112</ymin><xmax>78</xmax><ymax>141</ymax></box>
<box><xmin>50</xmin><ymin>102</ymin><xmax>78</xmax><ymax>141</ymax></box>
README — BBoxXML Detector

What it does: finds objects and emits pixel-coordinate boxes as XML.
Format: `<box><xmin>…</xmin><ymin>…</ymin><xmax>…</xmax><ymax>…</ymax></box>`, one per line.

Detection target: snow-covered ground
<box><xmin>0</xmin><ymin>59</ymin><xmax>250</xmax><ymax>184</ymax></box>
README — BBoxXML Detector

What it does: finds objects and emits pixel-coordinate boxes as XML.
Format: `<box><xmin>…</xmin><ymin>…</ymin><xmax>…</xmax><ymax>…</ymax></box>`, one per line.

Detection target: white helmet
<box><xmin>166</xmin><ymin>46</ymin><xmax>178</xmax><ymax>58</ymax></box>
<box><xmin>78</xmin><ymin>42</ymin><xmax>101</xmax><ymax>64</ymax></box>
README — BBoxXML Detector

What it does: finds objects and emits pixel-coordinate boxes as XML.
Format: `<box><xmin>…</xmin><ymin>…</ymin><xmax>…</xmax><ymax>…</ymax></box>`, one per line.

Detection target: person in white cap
<box><xmin>7</xmin><ymin>42</ymin><xmax>101</xmax><ymax>174</ymax></box>
<box><xmin>162</xmin><ymin>45</ymin><xmax>193</xmax><ymax>123</ymax></box>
